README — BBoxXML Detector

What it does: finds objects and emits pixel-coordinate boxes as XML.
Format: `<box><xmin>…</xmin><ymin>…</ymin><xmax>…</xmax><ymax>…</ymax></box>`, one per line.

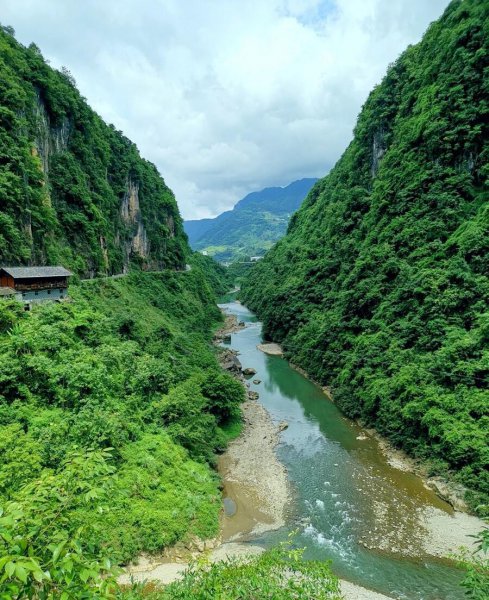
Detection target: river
<box><xmin>220</xmin><ymin>301</ymin><xmax>473</xmax><ymax>600</ymax></box>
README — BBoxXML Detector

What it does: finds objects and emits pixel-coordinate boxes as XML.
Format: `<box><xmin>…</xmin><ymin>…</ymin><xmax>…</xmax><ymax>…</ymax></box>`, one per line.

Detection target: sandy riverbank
<box><xmin>216</xmin><ymin>314</ymin><xmax>291</xmax><ymax>539</ymax></box>
<box><xmin>218</xmin><ymin>397</ymin><xmax>290</xmax><ymax>539</ymax></box>
<box><xmin>119</xmin><ymin>313</ymin><xmax>400</xmax><ymax>599</ymax></box>
<box><xmin>366</xmin><ymin>431</ymin><xmax>485</xmax><ymax>558</ymax></box>
<box><xmin>119</xmin><ymin>541</ymin><xmax>393</xmax><ymax>599</ymax></box>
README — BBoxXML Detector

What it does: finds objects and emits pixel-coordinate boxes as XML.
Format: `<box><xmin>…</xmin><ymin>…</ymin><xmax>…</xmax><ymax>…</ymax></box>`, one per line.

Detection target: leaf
<box><xmin>5</xmin><ymin>562</ymin><xmax>15</xmax><ymax>577</ymax></box>
<box><xmin>14</xmin><ymin>565</ymin><xmax>27</xmax><ymax>583</ymax></box>
<box><xmin>52</xmin><ymin>539</ymin><xmax>67</xmax><ymax>563</ymax></box>
<box><xmin>32</xmin><ymin>569</ymin><xmax>45</xmax><ymax>582</ymax></box>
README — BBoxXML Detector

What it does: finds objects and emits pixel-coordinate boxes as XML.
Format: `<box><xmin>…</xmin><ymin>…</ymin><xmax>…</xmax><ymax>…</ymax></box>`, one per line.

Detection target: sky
<box><xmin>2</xmin><ymin>0</ymin><xmax>450</xmax><ymax>219</ymax></box>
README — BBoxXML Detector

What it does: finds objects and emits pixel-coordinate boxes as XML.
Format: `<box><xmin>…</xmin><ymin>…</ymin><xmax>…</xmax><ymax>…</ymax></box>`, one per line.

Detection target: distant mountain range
<box><xmin>184</xmin><ymin>178</ymin><xmax>318</xmax><ymax>262</ymax></box>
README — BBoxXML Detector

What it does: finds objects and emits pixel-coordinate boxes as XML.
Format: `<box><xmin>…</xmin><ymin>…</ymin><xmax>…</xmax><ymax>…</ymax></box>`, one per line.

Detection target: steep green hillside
<box><xmin>0</xmin><ymin>264</ymin><xmax>245</xmax><ymax>596</ymax></box>
<box><xmin>0</xmin><ymin>25</ymin><xmax>187</xmax><ymax>276</ymax></box>
<box><xmin>242</xmin><ymin>0</ymin><xmax>488</xmax><ymax>512</ymax></box>
<box><xmin>184</xmin><ymin>178</ymin><xmax>317</xmax><ymax>262</ymax></box>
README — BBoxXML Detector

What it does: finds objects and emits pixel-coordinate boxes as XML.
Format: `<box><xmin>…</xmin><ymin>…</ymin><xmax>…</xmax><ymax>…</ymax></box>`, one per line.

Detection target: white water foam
<box><xmin>303</xmin><ymin>523</ymin><xmax>355</xmax><ymax>563</ymax></box>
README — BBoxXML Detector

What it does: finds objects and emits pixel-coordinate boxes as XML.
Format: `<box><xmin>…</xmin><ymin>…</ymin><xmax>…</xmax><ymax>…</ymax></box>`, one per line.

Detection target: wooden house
<box><xmin>0</xmin><ymin>266</ymin><xmax>73</xmax><ymax>305</ymax></box>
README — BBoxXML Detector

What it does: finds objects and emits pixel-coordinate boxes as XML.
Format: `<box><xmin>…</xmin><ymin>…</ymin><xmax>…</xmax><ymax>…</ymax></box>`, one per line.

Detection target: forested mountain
<box><xmin>0</xmin><ymin>25</ymin><xmax>187</xmax><ymax>276</ymax></box>
<box><xmin>0</xmin><ymin>26</ymin><xmax>246</xmax><ymax>597</ymax></box>
<box><xmin>242</xmin><ymin>0</ymin><xmax>488</xmax><ymax>512</ymax></box>
<box><xmin>184</xmin><ymin>178</ymin><xmax>317</xmax><ymax>261</ymax></box>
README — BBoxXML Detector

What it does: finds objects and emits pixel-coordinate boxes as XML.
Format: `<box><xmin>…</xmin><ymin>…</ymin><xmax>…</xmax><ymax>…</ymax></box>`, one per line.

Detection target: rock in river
<box><xmin>243</xmin><ymin>367</ymin><xmax>257</xmax><ymax>376</ymax></box>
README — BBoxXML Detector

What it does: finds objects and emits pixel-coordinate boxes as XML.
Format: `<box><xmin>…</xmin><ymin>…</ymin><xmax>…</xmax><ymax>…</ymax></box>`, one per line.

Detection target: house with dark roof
<box><xmin>0</xmin><ymin>266</ymin><xmax>73</xmax><ymax>305</ymax></box>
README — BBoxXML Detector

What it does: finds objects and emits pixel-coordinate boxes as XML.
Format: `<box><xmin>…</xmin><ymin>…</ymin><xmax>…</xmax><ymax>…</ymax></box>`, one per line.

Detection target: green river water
<box><xmin>220</xmin><ymin>301</ymin><xmax>470</xmax><ymax>600</ymax></box>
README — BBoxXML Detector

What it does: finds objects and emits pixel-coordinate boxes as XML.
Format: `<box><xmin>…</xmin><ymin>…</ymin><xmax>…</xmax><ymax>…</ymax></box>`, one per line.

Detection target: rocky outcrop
<box><xmin>99</xmin><ymin>236</ymin><xmax>109</xmax><ymax>270</ymax></box>
<box><xmin>371</xmin><ymin>127</ymin><xmax>387</xmax><ymax>177</ymax></box>
<box><xmin>221</xmin><ymin>351</ymin><xmax>242</xmax><ymax>374</ymax></box>
<box><xmin>33</xmin><ymin>91</ymin><xmax>71</xmax><ymax>175</ymax></box>
<box><xmin>120</xmin><ymin>178</ymin><xmax>151</xmax><ymax>272</ymax></box>
<box><xmin>243</xmin><ymin>367</ymin><xmax>257</xmax><ymax>376</ymax></box>
<box><xmin>426</xmin><ymin>477</ymin><xmax>469</xmax><ymax>512</ymax></box>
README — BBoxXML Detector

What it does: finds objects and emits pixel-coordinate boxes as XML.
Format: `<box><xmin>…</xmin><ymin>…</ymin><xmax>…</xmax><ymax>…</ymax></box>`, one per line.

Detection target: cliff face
<box><xmin>120</xmin><ymin>178</ymin><xmax>150</xmax><ymax>272</ymax></box>
<box><xmin>33</xmin><ymin>90</ymin><xmax>72</xmax><ymax>175</ymax></box>
<box><xmin>0</xmin><ymin>28</ymin><xmax>186</xmax><ymax>276</ymax></box>
<box><xmin>241</xmin><ymin>0</ymin><xmax>489</xmax><ymax>511</ymax></box>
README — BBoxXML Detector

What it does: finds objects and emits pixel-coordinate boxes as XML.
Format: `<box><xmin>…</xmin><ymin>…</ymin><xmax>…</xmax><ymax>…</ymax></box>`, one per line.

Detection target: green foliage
<box><xmin>119</xmin><ymin>542</ymin><xmax>341</xmax><ymax>600</ymax></box>
<box><xmin>225</xmin><ymin>261</ymin><xmax>254</xmax><ymax>288</ymax></box>
<box><xmin>0</xmin><ymin>268</ymin><xmax>243</xmax><ymax>575</ymax></box>
<box><xmin>99</xmin><ymin>434</ymin><xmax>221</xmax><ymax>563</ymax></box>
<box><xmin>0</xmin><ymin>26</ymin><xmax>187</xmax><ymax>274</ymax></box>
<box><xmin>458</xmin><ymin>527</ymin><xmax>489</xmax><ymax>599</ymax></box>
<box><xmin>189</xmin><ymin>254</ymin><xmax>231</xmax><ymax>297</ymax></box>
<box><xmin>0</xmin><ymin>448</ymin><xmax>118</xmax><ymax>599</ymax></box>
<box><xmin>200</xmin><ymin>370</ymin><xmax>244</xmax><ymax>425</ymax></box>
<box><xmin>241</xmin><ymin>0</ymin><xmax>489</xmax><ymax>512</ymax></box>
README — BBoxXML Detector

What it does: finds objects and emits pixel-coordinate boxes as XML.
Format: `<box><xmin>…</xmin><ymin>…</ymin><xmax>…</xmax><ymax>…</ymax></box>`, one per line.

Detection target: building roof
<box><xmin>0</xmin><ymin>287</ymin><xmax>15</xmax><ymax>296</ymax></box>
<box><xmin>0</xmin><ymin>266</ymin><xmax>73</xmax><ymax>279</ymax></box>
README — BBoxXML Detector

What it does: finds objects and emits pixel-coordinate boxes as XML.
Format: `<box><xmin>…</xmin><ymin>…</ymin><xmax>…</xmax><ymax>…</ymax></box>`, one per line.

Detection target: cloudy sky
<box><xmin>3</xmin><ymin>0</ymin><xmax>450</xmax><ymax>219</ymax></box>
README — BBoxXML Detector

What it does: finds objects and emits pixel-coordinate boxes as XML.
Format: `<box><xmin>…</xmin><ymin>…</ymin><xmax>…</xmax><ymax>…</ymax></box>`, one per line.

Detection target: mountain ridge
<box><xmin>185</xmin><ymin>178</ymin><xmax>318</xmax><ymax>261</ymax></box>
<box><xmin>241</xmin><ymin>0</ymin><xmax>488</xmax><ymax>512</ymax></box>
<box><xmin>0</xmin><ymin>25</ymin><xmax>187</xmax><ymax>276</ymax></box>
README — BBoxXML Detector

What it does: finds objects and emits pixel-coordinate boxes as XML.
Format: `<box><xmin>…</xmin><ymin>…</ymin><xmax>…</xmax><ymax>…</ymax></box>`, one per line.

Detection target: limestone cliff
<box><xmin>120</xmin><ymin>178</ymin><xmax>150</xmax><ymax>272</ymax></box>
<box><xmin>0</xmin><ymin>27</ymin><xmax>187</xmax><ymax>275</ymax></box>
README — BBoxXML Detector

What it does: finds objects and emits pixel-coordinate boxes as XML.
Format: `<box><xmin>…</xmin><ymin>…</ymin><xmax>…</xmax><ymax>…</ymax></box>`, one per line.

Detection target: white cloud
<box><xmin>2</xmin><ymin>0</ymin><xmax>449</xmax><ymax>218</ymax></box>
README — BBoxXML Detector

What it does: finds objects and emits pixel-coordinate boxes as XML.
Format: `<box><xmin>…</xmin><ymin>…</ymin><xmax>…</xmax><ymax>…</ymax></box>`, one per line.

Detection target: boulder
<box><xmin>243</xmin><ymin>367</ymin><xmax>257</xmax><ymax>376</ymax></box>
<box><xmin>278</xmin><ymin>421</ymin><xmax>288</xmax><ymax>432</ymax></box>
<box><xmin>427</xmin><ymin>477</ymin><xmax>468</xmax><ymax>511</ymax></box>
<box><xmin>221</xmin><ymin>351</ymin><xmax>242</xmax><ymax>373</ymax></box>
<box><xmin>253</xmin><ymin>379</ymin><xmax>261</xmax><ymax>384</ymax></box>
<box><xmin>248</xmin><ymin>391</ymin><xmax>259</xmax><ymax>400</ymax></box>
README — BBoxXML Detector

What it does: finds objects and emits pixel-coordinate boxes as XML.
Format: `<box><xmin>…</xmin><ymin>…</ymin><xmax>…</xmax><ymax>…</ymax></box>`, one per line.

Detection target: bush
<box><xmin>118</xmin><ymin>542</ymin><xmax>341</xmax><ymax>600</ymax></box>
<box><xmin>0</xmin><ymin>449</ymin><xmax>117</xmax><ymax>599</ymax></box>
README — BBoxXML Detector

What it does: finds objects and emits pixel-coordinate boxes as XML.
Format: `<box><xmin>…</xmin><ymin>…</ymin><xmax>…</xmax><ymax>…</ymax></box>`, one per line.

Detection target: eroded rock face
<box><xmin>427</xmin><ymin>477</ymin><xmax>468</xmax><ymax>512</ymax></box>
<box><xmin>120</xmin><ymin>178</ymin><xmax>151</xmax><ymax>272</ymax></box>
<box><xmin>371</xmin><ymin>128</ymin><xmax>387</xmax><ymax>177</ymax></box>
<box><xmin>34</xmin><ymin>91</ymin><xmax>71</xmax><ymax>175</ymax></box>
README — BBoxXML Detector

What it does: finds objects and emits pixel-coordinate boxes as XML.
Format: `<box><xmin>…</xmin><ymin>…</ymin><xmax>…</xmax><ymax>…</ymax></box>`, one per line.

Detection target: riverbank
<box><xmin>285</xmin><ymin>351</ymin><xmax>485</xmax><ymax>560</ymax></box>
<box><xmin>215</xmin><ymin>312</ymin><xmax>291</xmax><ymax>539</ymax></box>
<box><xmin>218</xmin><ymin>396</ymin><xmax>290</xmax><ymax>539</ymax></box>
<box><xmin>119</xmin><ymin>311</ymin><xmax>396</xmax><ymax>599</ymax></box>
<box><xmin>119</xmin><ymin>542</ymin><xmax>393</xmax><ymax>600</ymax></box>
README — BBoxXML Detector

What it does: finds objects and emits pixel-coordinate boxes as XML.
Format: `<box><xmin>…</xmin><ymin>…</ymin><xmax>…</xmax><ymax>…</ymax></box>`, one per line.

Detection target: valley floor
<box><xmin>118</xmin><ymin>385</ymin><xmax>393</xmax><ymax>599</ymax></box>
<box><xmin>119</xmin><ymin>313</ymin><xmax>395</xmax><ymax>599</ymax></box>
<box><xmin>120</xmin><ymin>309</ymin><xmax>487</xmax><ymax>598</ymax></box>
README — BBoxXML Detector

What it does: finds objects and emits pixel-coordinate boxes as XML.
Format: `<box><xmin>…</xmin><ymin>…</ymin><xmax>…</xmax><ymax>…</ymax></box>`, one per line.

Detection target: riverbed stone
<box><xmin>243</xmin><ymin>367</ymin><xmax>257</xmax><ymax>376</ymax></box>
<box><xmin>427</xmin><ymin>477</ymin><xmax>468</xmax><ymax>511</ymax></box>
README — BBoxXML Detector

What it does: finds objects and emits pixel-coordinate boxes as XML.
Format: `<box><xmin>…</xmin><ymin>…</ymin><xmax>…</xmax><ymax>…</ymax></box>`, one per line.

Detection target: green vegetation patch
<box><xmin>120</xmin><ymin>543</ymin><xmax>342</xmax><ymax>600</ymax></box>
<box><xmin>0</xmin><ymin>265</ymin><xmax>244</xmax><ymax>597</ymax></box>
<box><xmin>0</xmin><ymin>25</ymin><xmax>187</xmax><ymax>274</ymax></box>
<box><xmin>241</xmin><ymin>0</ymin><xmax>489</xmax><ymax>513</ymax></box>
